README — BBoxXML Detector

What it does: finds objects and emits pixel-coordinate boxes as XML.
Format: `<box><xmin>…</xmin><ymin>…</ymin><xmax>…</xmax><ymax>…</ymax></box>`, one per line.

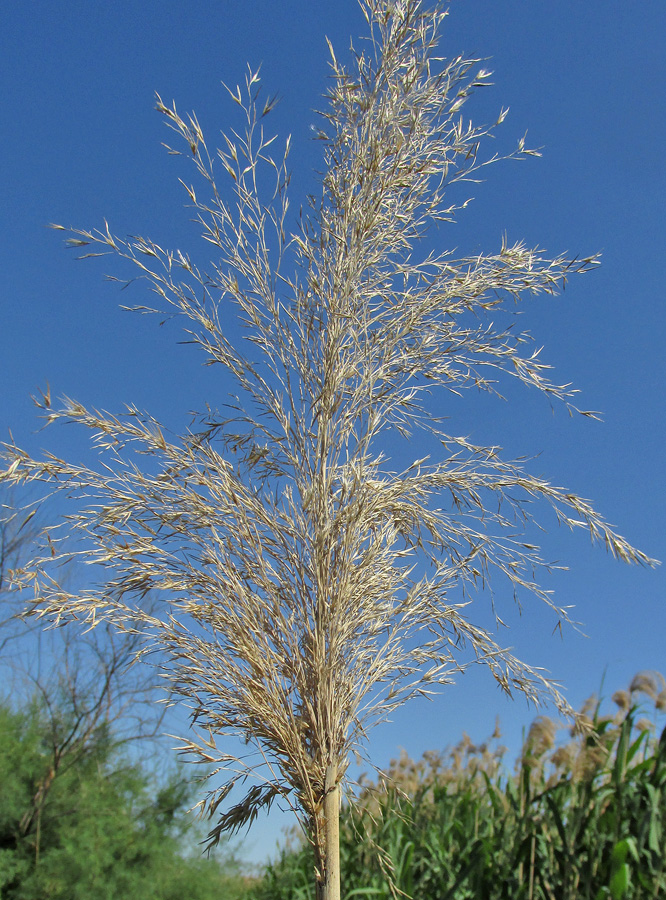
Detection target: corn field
<box><xmin>253</xmin><ymin>672</ymin><xmax>666</xmax><ymax>900</ymax></box>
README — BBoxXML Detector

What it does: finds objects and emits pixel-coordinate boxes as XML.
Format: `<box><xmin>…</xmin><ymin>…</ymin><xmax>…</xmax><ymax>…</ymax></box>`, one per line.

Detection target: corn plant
<box><xmin>0</xmin><ymin>2</ymin><xmax>654</xmax><ymax>898</ymax></box>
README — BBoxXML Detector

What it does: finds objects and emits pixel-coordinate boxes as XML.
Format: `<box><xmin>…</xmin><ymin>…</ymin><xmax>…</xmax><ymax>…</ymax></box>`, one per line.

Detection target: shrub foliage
<box><xmin>0</xmin><ymin>695</ymin><xmax>251</xmax><ymax>900</ymax></box>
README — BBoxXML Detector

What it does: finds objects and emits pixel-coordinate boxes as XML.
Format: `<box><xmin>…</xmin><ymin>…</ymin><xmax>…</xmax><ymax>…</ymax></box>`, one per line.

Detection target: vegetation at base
<box><xmin>2</xmin><ymin>669</ymin><xmax>664</xmax><ymax>899</ymax></box>
<box><xmin>0</xmin><ymin>696</ymin><xmax>253</xmax><ymax>900</ymax></box>
<box><xmin>252</xmin><ymin>672</ymin><xmax>666</xmax><ymax>900</ymax></box>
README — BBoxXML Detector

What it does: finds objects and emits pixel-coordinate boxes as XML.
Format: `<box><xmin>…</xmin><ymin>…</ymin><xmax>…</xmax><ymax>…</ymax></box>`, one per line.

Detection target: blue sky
<box><xmin>2</xmin><ymin>0</ymin><xmax>665</xmax><ymax>864</ymax></box>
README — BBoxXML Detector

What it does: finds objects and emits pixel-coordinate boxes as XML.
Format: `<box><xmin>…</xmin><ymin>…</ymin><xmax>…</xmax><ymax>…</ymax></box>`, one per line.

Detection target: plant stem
<box><xmin>317</xmin><ymin>763</ymin><xmax>341</xmax><ymax>900</ymax></box>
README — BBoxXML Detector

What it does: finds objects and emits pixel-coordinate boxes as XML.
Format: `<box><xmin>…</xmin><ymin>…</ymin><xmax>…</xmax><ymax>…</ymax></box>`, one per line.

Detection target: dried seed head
<box><xmin>524</xmin><ymin>715</ymin><xmax>557</xmax><ymax>758</ymax></box>
<box><xmin>612</xmin><ymin>689</ymin><xmax>630</xmax><ymax>711</ymax></box>
<box><xmin>550</xmin><ymin>743</ymin><xmax>575</xmax><ymax>773</ymax></box>
<box><xmin>629</xmin><ymin>671</ymin><xmax>661</xmax><ymax>699</ymax></box>
<box><xmin>635</xmin><ymin>718</ymin><xmax>654</xmax><ymax>733</ymax></box>
<box><xmin>0</xmin><ymin>0</ymin><xmax>656</xmax><ymax>867</ymax></box>
<box><xmin>579</xmin><ymin>694</ymin><xmax>598</xmax><ymax>719</ymax></box>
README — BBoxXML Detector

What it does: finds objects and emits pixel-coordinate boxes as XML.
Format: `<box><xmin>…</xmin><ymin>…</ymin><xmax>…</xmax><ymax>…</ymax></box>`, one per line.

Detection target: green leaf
<box><xmin>609</xmin><ymin>862</ymin><xmax>630</xmax><ymax>900</ymax></box>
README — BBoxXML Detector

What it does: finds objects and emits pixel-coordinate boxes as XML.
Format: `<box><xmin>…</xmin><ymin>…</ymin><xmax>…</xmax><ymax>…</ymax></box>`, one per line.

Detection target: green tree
<box><xmin>1</xmin><ymin>2</ymin><xmax>654</xmax><ymax>898</ymax></box>
<box><xmin>1</xmin><ymin>488</ymin><xmax>170</xmax><ymax>863</ymax></box>
<box><xmin>0</xmin><ymin>695</ymin><xmax>251</xmax><ymax>900</ymax></box>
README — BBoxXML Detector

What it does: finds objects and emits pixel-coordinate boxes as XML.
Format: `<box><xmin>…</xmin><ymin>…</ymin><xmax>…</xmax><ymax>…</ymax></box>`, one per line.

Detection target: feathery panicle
<box><xmin>0</xmin><ymin>1</ymin><xmax>655</xmax><ymax>895</ymax></box>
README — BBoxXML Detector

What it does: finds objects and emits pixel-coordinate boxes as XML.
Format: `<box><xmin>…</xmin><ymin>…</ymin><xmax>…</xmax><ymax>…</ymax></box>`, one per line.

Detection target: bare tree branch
<box><xmin>0</xmin><ymin>489</ymin><xmax>44</xmax><ymax>653</ymax></box>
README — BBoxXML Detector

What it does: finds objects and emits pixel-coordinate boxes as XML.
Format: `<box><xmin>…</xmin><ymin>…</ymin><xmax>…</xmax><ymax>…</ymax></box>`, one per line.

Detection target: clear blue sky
<box><xmin>2</xmin><ymin>0</ymin><xmax>665</xmax><ymax>864</ymax></box>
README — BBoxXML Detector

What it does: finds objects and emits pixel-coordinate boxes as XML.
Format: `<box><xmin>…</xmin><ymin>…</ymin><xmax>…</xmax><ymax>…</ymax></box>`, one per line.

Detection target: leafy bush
<box><xmin>0</xmin><ymin>698</ymin><xmax>253</xmax><ymax>900</ymax></box>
